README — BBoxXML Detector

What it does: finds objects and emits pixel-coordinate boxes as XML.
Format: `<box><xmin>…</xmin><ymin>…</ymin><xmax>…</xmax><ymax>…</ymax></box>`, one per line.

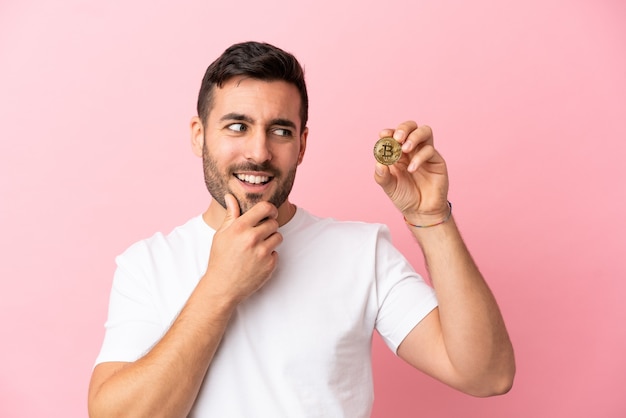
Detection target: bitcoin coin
<box><xmin>373</xmin><ymin>137</ymin><xmax>402</xmax><ymax>165</ymax></box>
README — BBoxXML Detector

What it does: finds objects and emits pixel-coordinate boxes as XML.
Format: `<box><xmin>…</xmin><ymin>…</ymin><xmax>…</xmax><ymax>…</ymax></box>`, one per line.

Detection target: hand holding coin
<box><xmin>373</xmin><ymin>137</ymin><xmax>402</xmax><ymax>165</ymax></box>
<box><xmin>373</xmin><ymin>122</ymin><xmax>449</xmax><ymax>221</ymax></box>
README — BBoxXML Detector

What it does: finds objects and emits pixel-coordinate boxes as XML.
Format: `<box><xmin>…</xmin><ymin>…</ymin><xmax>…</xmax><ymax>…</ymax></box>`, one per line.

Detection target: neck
<box><xmin>277</xmin><ymin>200</ymin><xmax>297</xmax><ymax>226</ymax></box>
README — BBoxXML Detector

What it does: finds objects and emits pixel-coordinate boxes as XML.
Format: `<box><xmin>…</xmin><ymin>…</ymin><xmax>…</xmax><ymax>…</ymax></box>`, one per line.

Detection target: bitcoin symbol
<box><xmin>373</xmin><ymin>137</ymin><xmax>401</xmax><ymax>165</ymax></box>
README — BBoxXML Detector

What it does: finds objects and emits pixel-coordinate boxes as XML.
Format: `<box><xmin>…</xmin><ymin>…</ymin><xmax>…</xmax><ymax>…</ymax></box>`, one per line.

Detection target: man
<box><xmin>88</xmin><ymin>41</ymin><xmax>514</xmax><ymax>417</ymax></box>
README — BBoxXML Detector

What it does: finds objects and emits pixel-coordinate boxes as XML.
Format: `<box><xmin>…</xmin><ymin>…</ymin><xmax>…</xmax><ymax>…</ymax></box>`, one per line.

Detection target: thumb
<box><xmin>223</xmin><ymin>193</ymin><xmax>241</xmax><ymax>223</ymax></box>
<box><xmin>374</xmin><ymin>162</ymin><xmax>395</xmax><ymax>193</ymax></box>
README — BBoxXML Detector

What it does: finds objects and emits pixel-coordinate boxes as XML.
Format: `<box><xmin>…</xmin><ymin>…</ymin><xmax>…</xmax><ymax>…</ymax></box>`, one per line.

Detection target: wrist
<box><xmin>196</xmin><ymin>274</ymin><xmax>241</xmax><ymax>313</ymax></box>
<box><xmin>403</xmin><ymin>201</ymin><xmax>452</xmax><ymax>228</ymax></box>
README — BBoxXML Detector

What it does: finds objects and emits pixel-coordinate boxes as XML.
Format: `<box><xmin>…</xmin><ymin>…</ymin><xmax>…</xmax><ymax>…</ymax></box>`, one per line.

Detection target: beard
<box><xmin>202</xmin><ymin>144</ymin><xmax>297</xmax><ymax>214</ymax></box>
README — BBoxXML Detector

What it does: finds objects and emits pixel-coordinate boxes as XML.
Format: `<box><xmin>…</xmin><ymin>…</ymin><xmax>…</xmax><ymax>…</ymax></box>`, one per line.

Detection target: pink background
<box><xmin>1</xmin><ymin>0</ymin><xmax>625</xmax><ymax>416</ymax></box>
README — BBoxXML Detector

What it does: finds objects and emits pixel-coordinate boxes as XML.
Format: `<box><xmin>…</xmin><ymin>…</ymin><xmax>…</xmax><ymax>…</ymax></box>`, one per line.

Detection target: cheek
<box><xmin>278</xmin><ymin>154</ymin><xmax>301</xmax><ymax>170</ymax></box>
<box><xmin>277</xmin><ymin>143</ymin><xmax>304</xmax><ymax>164</ymax></box>
<box><xmin>206</xmin><ymin>144</ymin><xmax>239</xmax><ymax>166</ymax></box>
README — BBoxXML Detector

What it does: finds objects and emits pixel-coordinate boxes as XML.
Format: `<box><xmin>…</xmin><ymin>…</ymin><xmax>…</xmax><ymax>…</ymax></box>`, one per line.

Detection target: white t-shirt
<box><xmin>95</xmin><ymin>208</ymin><xmax>438</xmax><ymax>417</ymax></box>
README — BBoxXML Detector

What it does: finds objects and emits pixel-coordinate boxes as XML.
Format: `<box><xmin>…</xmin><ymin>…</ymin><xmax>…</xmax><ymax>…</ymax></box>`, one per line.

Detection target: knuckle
<box><xmin>240</xmin><ymin>231</ymin><xmax>257</xmax><ymax>248</ymax></box>
<box><xmin>257</xmin><ymin>245</ymin><xmax>276</xmax><ymax>261</ymax></box>
<box><xmin>256</xmin><ymin>202</ymin><xmax>278</xmax><ymax>218</ymax></box>
<box><xmin>266</xmin><ymin>218</ymin><xmax>279</xmax><ymax>230</ymax></box>
<box><xmin>260</xmin><ymin>201</ymin><xmax>276</xmax><ymax>211</ymax></box>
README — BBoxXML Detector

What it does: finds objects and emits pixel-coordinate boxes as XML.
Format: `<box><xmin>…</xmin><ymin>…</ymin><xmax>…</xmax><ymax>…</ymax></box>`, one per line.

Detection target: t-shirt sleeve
<box><xmin>374</xmin><ymin>226</ymin><xmax>438</xmax><ymax>354</ymax></box>
<box><xmin>94</xmin><ymin>243</ymin><xmax>164</xmax><ymax>366</ymax></box>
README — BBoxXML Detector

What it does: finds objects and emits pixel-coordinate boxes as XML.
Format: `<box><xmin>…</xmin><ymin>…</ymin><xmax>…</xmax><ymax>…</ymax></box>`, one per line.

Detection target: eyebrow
<box><xmin>270</xmin><ymin>118</ymin><xmax>297</xmax><ymax>130</ymax></box>
<box><xmin>220</xmin><ymin>113</ymin><xmax>254</xmax><ymax>124</ymax></box>
<box><xmin>220</xmin><ymin>113</ymin><xmax>297</xmax><ymax>130</ymax></box>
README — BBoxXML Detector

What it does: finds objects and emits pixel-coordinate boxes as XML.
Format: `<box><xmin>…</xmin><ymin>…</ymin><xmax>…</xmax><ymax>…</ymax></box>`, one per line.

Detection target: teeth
<box><xmin>236</xmin><ymin>174</ymin><xmax>270</xmax><ymax>184</ymax></box>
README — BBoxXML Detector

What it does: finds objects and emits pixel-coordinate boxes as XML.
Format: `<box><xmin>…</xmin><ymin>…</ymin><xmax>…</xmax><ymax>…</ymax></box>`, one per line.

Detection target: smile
<box><xmin>235</xmin><ymin>173</ymin><xmax>272</xmax><ymax>185</ymax></box>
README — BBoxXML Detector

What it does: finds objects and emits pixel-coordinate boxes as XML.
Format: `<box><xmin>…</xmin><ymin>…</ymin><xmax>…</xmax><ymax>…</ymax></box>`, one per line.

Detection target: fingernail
<box><xmin>393</xmin><ymin>130</ymin><xmax>404</xmax><ymax>141</ymax></box>
<box><xmin>402</xmin><ymin>140</ymin><xmax>411</xmax><ymax>152</ymax></box>
<box><xmin>375</xmin><ymin>164</ymin><xmax>384</xmax><ymax>176</ymax></box>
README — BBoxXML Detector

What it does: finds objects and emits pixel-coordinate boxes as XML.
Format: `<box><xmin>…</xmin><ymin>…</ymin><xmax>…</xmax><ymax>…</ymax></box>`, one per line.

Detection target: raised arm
<box><xmin>88</xmin><ymin>195</ymin><xmax>282</xmax><ymax>418</ymax></box>
<box><xmin>373</xmin><ymin>121</ymin><xmax>515</xmax><ymax>396</ymax></box>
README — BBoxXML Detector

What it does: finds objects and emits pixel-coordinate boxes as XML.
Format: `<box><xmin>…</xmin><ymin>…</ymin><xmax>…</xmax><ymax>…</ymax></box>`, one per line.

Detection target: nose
<box><xmin>244</xmin><ymin>131</ymin><xmax>272</xmax><ymax>163</ymax></box>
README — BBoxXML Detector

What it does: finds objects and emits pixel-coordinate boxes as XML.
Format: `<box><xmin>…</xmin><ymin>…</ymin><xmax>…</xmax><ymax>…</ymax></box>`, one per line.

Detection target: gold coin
<box><xmin>373</xmin><ymin>137</ymin><xmax>402</xmax><ymax>165</ymax></box>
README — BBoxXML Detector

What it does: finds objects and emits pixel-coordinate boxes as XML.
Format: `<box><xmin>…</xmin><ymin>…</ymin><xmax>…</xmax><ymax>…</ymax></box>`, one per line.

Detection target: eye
<box><xmin>273</xmin><ymin>128</ymin><xmax>293</xmax><ymax>138</ymax></box>
<box><xmin>227</xmin><ymin>123</ymin><xmax>247</xmax><ymax>132</ymax></box>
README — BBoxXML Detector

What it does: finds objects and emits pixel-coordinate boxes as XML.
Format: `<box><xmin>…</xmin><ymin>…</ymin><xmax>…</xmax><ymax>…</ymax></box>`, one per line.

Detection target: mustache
<box><xmin>229</xmin><ymin>161</ymin><xmax>280</xmax><ymax>176</ymax></box>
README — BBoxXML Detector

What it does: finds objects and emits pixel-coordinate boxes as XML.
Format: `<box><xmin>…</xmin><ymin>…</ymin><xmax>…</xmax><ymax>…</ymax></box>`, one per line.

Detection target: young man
<box><xmin>88</xmin><ymin>41</ymin><xmax>514</xmax><ymax>417</ymax></box>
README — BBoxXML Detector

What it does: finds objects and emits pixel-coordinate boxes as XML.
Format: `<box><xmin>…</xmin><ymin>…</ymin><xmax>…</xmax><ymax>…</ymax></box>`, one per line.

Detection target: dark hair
<box><xmin>197</xmin><ymin>41</ymin><xmax>308</xmax><ymax>131</ymax></box>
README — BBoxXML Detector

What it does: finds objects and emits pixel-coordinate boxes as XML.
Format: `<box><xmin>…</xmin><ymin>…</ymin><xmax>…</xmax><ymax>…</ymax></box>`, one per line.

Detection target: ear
<box><xmin>297</xmin><ymin>127</ymin><xmax>308</xmax><ymax>165</ymax></box>
<box><xmin>190</xmin><ymin>116</ymin><xmax>204</xmax><ymax>157</ymax></box>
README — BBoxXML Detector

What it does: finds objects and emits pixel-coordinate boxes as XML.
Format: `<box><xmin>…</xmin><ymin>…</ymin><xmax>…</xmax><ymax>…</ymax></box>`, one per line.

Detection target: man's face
<box><xmin>196</xmin><ymin>77</ymin><xmax>307</xmax><ymax>215</ymax></box>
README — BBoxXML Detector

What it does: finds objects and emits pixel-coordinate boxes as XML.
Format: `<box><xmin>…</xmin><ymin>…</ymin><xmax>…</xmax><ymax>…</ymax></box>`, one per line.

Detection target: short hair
<box><xmin>197</xmin><ymin>41</ymin><xmax>308</xmax><ymax>131</ymax></box>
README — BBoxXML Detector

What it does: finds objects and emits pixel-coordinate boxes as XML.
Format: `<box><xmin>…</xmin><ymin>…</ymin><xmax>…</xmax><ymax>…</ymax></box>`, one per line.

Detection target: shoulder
<box><xmin>116</xmin><ymin>215</ymin><xmax>209</xmax><ymax>266</ymax></box>
<box><xmin>290</xmin><ymin>208</ymin><xmax>393</xmax><ymax>246</ymax></box>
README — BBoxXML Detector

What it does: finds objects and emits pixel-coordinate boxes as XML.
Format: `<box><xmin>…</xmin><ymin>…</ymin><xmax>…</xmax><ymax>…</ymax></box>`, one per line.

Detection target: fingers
<box><xmin>407</xmin><ymin>143</ymin><xmax>439</xmax><ymax>172</ymax></box>
<box><xmin>222</xmin><ymin>194</ymin><xmax>278</xmax><ymax>228</ymax></box>
<box><xmin>378</xmin><ymin>121</ymin><xmax>418</xmax><ymax>142</ymax></box>
<box><xmin>374</xmin><ymin>121</ymin><xmax>449</xmax><ymax>216</ymax></box>
<box><xmin>208</xmin><ymin>198</ymin><xmax>282</xmax><ymax>302</ymax></box>
<box><xmin>379</xmin><ymin>122</ymin><xmax>431</xmax><ymax>149</ymax></box>
<box><xmin>373</xmin><ymin>162</ymin><xmax>395</xmax><ymax>191</ymax></box>
<box><xmin>223</xmin><ymin>194</ymin><xmax>241</xmax><ymax>223</ymax></box>
<box><xmin>219</xmin><ymin>196</ymin><xmax>280</xmax><ymax>264</ymax></box>
<box><xmin>244</xmin><ymin>201</ymin><xmax>279</xmax><ymax>229</ymax></box>
<box><xmin>230</xmin><ymin>200</ymin><xmax>280</xmax><ymax>251</ymax></box>
<box><xmin>379</xmin><ymin>122</ymin><xmax>439</xmax><ymax>173</ymax></box>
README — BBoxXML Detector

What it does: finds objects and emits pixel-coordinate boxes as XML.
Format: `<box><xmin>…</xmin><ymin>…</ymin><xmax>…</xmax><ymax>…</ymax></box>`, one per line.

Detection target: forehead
<box><xmin>209</xmin><ymin>77</ymin><xmax>302</xmax><ymax>126</ymax></box>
